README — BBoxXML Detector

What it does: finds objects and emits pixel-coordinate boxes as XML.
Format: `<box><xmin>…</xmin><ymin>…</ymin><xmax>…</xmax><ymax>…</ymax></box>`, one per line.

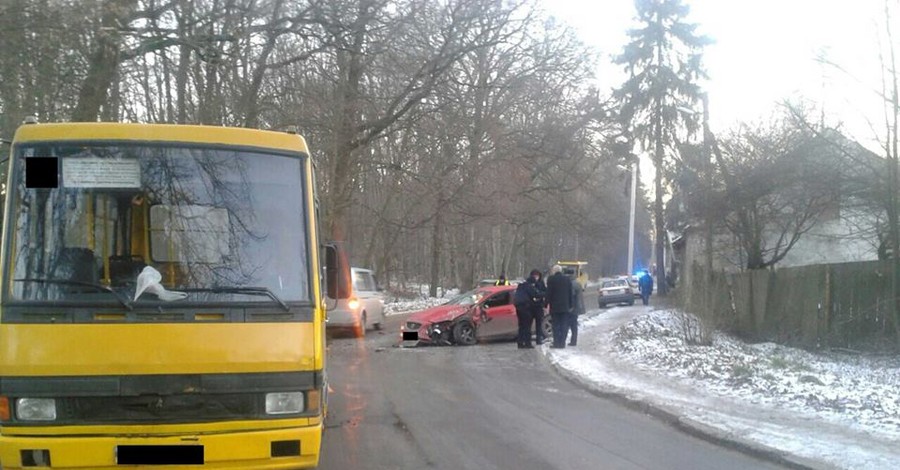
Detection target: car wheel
<box><xmin>541</xmin><ymin>316</ymin><xmax>552</xmax><ymax>340</ymax></box>
<box><xmin>354</xmin><ymin>312</ymin><xmax>367</xmax><ymax>338</ymax></box>
<box><xmin>373</xmin><ymin>321</ymin><xmax>383</xmax><ymax>331</ymax></box>
<box><xmin>628</xmin><ymin>299</ymin><xmax>634</xmax><ymax>306</ymax></box>
<box><xmin>598</xmin><ymin>302</ymin><xmax>605</xmax><ymax>309</ymax></box>
<box><xmin>452</xmin><ymin>320</ymin><xmax>477</xmax><ymax>346</ymax></box>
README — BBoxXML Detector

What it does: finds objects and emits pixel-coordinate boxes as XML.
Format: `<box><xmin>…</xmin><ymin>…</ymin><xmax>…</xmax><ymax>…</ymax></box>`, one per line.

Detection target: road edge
<box><xmin>539</xmin><ymin>347</ymin><xmax>836</xmax><ymax>470</ymax></box>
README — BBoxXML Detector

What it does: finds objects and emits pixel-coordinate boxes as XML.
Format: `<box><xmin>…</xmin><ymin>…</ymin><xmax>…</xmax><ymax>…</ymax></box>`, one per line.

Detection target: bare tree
<box><xmin>706</xmin><ymin>114</ymin><xmax>843</xmax><ymax>270</ymax></box>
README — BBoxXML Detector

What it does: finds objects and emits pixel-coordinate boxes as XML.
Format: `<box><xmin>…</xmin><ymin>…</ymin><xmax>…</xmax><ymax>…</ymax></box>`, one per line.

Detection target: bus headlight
<box><xmin>16</xmin><ymin>398</ymin><xmax>56</xmax><ymax>421</ymax></box>
<box><xmin>265</xmin><ymin>392</ymin><xmax>304</xmax><ymax>415</ymax></box>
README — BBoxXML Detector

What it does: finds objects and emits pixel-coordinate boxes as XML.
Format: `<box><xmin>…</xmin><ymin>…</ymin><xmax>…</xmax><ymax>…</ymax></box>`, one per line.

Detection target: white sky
<box><xmin>542</xmin><ymin>0</ymin><xmax>890</xmax><ymax>148</ymax></box>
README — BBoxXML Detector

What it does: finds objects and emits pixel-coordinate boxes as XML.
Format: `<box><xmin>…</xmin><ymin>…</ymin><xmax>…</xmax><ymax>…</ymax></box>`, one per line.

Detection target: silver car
<box><xmin>598</xmin><ymin>278</ymin><xmax>635</xmax><ymax>308</ymax></box>
<box><xmin>326</xmin><ymin>267</ymin><xmax>385</xmax><ymax>337</ymax></box>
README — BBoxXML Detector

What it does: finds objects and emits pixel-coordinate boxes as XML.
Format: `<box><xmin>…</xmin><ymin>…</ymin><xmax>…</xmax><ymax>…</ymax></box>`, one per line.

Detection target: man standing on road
<box><xmin>513</xmin><ymin>274</ymin><xmax>538</xmax><ymax>349</ymax></box>
<box><xmin>639</xmin><ymin>270</ymin><xmax>654</xmax><ymax>306</ymax></box>
<box><xmin>529</xmin><ymin>269</ymin><xmax>547</xmax><ymax>345</ymax></box>
<box><xmin>568</xmin><ymin>277</ymin><xmax>585</xmax><ymax>346</ymax></box>
<box><xmin>545</xmin><ymin>265</ymin><xmax>574</xmax><ymax>349</ymax></box>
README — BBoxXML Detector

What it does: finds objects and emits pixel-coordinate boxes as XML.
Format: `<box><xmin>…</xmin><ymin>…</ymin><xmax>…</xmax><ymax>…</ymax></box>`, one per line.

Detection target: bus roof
<box><xmin>557</xmin><ymin>260</ymin><xmax>588</xmax><ymax>266</ymax></box>
<box><xmin>12</xmin><ymin>122</ymin><xmax>309</xmax><ymax>154</ymax></box>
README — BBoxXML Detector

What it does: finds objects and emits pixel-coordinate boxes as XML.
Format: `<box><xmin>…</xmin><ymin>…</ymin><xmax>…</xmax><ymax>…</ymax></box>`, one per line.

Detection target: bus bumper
<box><xmin>0</xmin><ymin>423</ymin><xmax>322</xmax><ymax>469</ymax></box>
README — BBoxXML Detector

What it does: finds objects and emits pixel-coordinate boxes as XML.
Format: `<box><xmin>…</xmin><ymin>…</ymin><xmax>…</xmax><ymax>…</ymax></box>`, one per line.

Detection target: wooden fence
<box><xmin>685</xmin><ymin>260</ymin><xmax>896</xmax><ymax>350</ymax></box>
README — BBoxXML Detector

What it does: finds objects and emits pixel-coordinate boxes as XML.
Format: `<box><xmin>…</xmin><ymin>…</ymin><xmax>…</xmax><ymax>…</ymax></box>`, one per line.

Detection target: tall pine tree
<box><xmin>614</xmin><ymin>0</ymin><xmax>709</xmax><ymax>295</ymax></box>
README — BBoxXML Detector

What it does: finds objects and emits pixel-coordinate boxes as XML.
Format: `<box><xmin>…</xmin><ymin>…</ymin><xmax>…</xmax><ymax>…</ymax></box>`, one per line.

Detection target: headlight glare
<box><xmin>265</xmin><ymin>392</ymin><xmax>304</xmax><ymax>415</ymax></box>
<box><xmin>15</xmin><ymin>398</ymin><xmax>56</xmax><ymax>421</ymax></box>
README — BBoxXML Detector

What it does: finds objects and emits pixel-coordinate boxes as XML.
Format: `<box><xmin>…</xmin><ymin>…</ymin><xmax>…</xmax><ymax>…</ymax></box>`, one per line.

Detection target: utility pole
<box><xmin>627</xmin><ymin>157</ymin><xmax>638</xmax><ymax>276</ymax></box>
<box><xmin>702</xmin><ymin>93</ymin><xmax>713</xmax><ymax>275</ymax></box>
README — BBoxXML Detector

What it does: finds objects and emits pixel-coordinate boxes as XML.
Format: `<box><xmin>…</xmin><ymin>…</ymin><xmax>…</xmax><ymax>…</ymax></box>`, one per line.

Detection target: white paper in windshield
<box><xmin>62</xmin><ymin>158</ymin><xmax>141</xmax><ymax>188</ymax></box>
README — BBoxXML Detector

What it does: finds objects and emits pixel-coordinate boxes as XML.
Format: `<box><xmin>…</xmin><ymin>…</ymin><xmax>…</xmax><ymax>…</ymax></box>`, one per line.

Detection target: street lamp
<box><xmin>627</xmin><ymin>157</ymin><xmax>638</xmax><ymax>277</ymax></box>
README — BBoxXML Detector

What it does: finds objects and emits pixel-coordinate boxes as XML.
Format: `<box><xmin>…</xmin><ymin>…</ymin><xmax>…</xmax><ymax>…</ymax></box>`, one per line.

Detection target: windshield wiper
<box><xmin>179</xmin><ymin>286</ymin><xmax>290</xmax><ymax>312</ymax></box>
<box><xmin>14</xmin><ymin>278</ymin><xmax>133</xmax><ymax>310</ymax></box>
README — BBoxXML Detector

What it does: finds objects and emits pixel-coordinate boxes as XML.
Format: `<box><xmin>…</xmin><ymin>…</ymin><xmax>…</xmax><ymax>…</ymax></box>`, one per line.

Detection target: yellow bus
<box><xmin>557</xmin><ymin>260</ymin><xmax>588</xmax><ymax>287</ymax></box>
<box><xmin>0</xmin><ymin>122</ymin><xmax>348</xmax><ymax>469</ymax></box>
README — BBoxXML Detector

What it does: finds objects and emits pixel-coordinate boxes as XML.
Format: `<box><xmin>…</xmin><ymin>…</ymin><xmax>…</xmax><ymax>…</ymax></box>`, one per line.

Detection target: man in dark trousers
<box><xmin>529</xmin><ymin>269</ymin><xmax>547</xmax><ymax>345</ymax></box>
<box><xmin>545</xmin><ymin>265</ymin><xmax>574</xmax><ymax>348</ymax></box>
<box><xmin>513</xmin><ymin>274</ymin><xmax>539</xmax><ymax>349</ymax></box>
<box><xmin>568</xmin><ymin>278</ymin><xmax>585</xmax><ymax>346</ymax></box>
<box><xmin>639</xmin><ymin>270</ymin><xmax>654</xmax><ymax>306</ymax></box>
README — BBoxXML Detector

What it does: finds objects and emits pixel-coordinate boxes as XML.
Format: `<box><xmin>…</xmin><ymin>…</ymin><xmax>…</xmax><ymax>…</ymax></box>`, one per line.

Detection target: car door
<box><xmin>475</xmin><ymin>290</ymin><xmax>517</xmax><ymax>340</ymax></box>
<box><xmin>353</xmin><ymin>270</ymin><xmax>378</xmax><ymax>327</ymax></box>
<box><xmin>361</xmin><ymin>271</ymin><xmax>384</xmax><ymax>326</ymax></box>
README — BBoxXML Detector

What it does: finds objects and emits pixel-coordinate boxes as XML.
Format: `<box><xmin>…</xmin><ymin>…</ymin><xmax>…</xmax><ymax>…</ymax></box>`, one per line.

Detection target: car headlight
<box><xmin>265</xmin><ymin>392</ymin><xmax>304</xmax><ymax>415</ymax></box>
<box><xmin>429</xmin><ymin>322</ymin><xmax>449</xmax><ymax>334</ymax></box>
<box><xmin>16</xmin><ymin>398</ymin><xmax>56</xmax><ymax>421</ymax></box>
<box><xmin>348</xmin><ymin>298</ymin><xmax>360</xmax><ymax>310</ymax></box>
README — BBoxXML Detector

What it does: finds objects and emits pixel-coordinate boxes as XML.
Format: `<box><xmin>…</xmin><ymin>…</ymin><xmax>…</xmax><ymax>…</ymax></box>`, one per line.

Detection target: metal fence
<box><xmin>686</xmin><ymin>260</ymin><xmax>897</xmax><ymax>350</ymax></box>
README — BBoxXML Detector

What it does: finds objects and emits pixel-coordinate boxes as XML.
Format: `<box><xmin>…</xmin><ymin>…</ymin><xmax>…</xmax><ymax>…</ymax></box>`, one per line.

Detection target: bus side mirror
<box><xmin>325</xmin><ymin>243</ymin><xmax>351</xmax><ymax>299</ymax></box>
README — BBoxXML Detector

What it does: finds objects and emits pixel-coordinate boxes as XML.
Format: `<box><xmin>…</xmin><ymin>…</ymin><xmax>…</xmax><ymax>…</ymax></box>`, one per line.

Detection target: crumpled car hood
<box><xmin>407</xmin><ymin>305</ymin><xmax>471</xmax><ymax>324</ymax></box>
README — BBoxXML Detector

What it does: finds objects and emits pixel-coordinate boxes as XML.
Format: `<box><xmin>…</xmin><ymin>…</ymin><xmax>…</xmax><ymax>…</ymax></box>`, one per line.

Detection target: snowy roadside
<box><xmin>383</xmin><ymin>287</ymin><xmax>459</xmax><ymax>316</ymax></box>
<box><xmin>544</xmin><ymin>307</ymin><xmax>900</xmax><ymax>470</ymax></box>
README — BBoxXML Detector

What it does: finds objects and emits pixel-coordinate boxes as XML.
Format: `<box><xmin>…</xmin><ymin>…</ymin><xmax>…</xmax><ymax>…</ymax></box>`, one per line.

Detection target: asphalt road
<box><xmin>320</xmin><ymin>298</ymin><xmax>786</xmax><ymax>470</ymax></box>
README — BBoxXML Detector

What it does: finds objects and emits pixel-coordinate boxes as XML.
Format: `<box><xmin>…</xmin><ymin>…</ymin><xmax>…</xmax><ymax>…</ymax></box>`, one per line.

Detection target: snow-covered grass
<box><xmin>612</xmin><ymin>310</ymin><xmax>900</xmax><ymax>439</ymax></box>
<box><xmin>383</xmin><ymin>285</ymin><xmax>459</xmax><ymax>316</ymax></box>
<box><xmin>546</xmin><ymin>308</ymin><xmax>900</xmax><ymax>469</ymax></box>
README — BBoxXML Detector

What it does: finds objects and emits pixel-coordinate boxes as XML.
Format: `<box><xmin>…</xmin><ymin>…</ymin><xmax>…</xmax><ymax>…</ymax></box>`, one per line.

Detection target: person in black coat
<box><xmin>513</xmin><ymin>275</ymin><xmax>539</xmax><ymax>349</ymax></box>
<box><xmin>545</xmin><ymin>265</ymin><xmax>574</xmax><ymax>348</ymax></box>
<box><xmin>529</xmin><ymin>269</ymin><xmax>547</xmax><ymax>345</ymax></box>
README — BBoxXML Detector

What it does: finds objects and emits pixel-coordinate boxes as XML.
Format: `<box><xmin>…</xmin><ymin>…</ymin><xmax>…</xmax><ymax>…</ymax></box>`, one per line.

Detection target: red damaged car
<box><xmin>400</xmin><ymin>285</ymin><xmax>551</xmax><ymax>346</ymax></box>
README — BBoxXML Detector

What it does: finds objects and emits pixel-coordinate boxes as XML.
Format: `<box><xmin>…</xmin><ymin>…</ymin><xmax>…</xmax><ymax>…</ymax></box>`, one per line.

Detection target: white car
<box><xmin>326</xmin><ymin>267</ymin><xmax>385</xmax><ymax>337</ymax></box>
<box><xmin>597</xmin><ymin>278</ymin><xmax>635</xmax><ymax>308</ymax></box>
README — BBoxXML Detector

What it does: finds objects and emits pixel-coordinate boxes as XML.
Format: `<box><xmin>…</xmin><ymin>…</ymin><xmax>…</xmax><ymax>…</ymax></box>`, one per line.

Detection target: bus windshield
<box><xmin>6</xmin><ymin>143</ymin><xmax>310</xmax><ymax>304</ymax></box>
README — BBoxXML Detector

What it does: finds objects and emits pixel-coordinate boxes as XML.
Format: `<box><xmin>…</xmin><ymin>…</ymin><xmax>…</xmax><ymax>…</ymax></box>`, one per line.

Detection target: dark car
<box><xmin>401</xmin><ymin>286</ymin><xmax>550</xmax><ymax>346</ymax></box>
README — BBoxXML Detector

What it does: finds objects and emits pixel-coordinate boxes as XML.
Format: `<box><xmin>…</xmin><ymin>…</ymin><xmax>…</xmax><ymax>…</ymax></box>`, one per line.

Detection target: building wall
<box><xmin>777</xmin><ymin>217</ymin><xmax>879</xmax><ymax>267</ymax></box>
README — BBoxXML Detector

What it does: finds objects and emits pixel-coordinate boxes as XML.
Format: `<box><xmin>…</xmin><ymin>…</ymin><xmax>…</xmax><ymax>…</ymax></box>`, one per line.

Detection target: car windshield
<box><xmin>444</xmin><ymin>289</ymin><xmax>484</xmax><ymax>306</ymax></box>
<box><xmin>7</xmin><ymin>143</ymin><xmax>310</xmax><ymax>304</ymax></box>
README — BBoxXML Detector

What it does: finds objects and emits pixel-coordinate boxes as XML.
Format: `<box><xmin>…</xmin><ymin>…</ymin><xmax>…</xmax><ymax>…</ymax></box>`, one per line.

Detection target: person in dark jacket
<box><xmin>639</xmin><ymin>270</ymin><xmax>654</xmax><ymax>306</ymax></box>
<box><xmin>529</xmin><ymin>269</ymin><xmax>547</xmax><ymax>345</ymax></box>
<box><xmin>513</xmin><ymin>275</ymin><xmax>538</xmax><ymax>349</ymax></box>
<box><xmin>545</xmin><ymin>265</ymin><xmax>574</xmax><ymax>348</ymax></box>
<box><xmin>568</xmin><ymin>278</ymin><xmax>585</xmax><ymax>346</ymax></box>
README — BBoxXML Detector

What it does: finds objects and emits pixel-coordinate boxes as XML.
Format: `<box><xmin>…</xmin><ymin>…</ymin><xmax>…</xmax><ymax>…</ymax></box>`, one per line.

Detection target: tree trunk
<box><xmin>653</xmin><ymin>10</ymin><xmax>668</xmax><ymax>296</ymax></box>
<box><xmin>327</xmin><ymin>0</ymin><xmax>370</xmax><ymax>242</ymax></box>
<box><xmin>72</xmin><ymin>0</ymin><xmax>138</xmax><ymax>122</ymax></box>
<box><xmin>175</xmin><ymin>0</ymin><xmax>193</xmax><ymax>124</ymax></box>
<box><xmin>242</xmin><ymin>0</ymin><xmax>283</xmax><ymax>128</ymax></box>
<box><xmin>653</xmin><ymin>103</ymin><xmax>668</xmax><ymax>295</ymax></box>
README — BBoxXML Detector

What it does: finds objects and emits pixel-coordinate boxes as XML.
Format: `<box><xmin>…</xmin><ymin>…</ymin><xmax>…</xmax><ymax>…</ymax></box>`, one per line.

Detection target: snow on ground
<box><xmin>612</xmin><ymin>310</ymin><xmax>900</xmax><ymax>440</ymax></box>
<box><xmin>546</xmin><ymin>308</ymin><xmax>900</xmax><ymax>469</ymax></box>
<box><xmin>383</xmin><ymin>285</ymin><xmax>459</xmax><ymax>316</ymax></box>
